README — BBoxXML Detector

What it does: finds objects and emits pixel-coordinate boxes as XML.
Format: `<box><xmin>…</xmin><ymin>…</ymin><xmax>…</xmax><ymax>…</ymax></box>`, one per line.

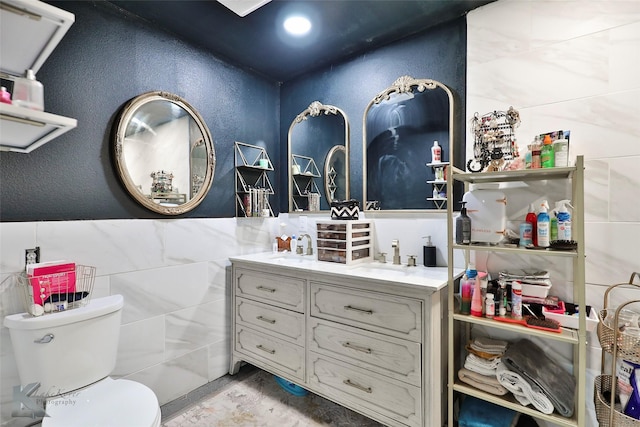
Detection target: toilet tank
<box><xmin>3</xmin><ymin>294</ymin><xmax>124</xmax><ymax>396</ymax></box>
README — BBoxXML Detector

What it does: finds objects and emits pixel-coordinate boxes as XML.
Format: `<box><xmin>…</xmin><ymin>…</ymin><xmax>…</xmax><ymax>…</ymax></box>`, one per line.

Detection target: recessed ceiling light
<box><xmin>283</xmin><ymin>15</ymin><xmax>311</xmax><ymax>36</ymax></box>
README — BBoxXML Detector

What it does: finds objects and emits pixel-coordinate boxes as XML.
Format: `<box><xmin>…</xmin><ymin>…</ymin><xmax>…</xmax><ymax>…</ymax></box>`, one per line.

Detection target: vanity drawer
<box><xmin>309</xmin><ymin>353</ymin><xmax>421</xmax><ymax>427</ymax></box>
<box><xmin>235</xmin><ymin>268</ymin><xmax>304</xmax><ymax>312</ymax></box>
<box><xmin>310</xmin><ymin>283</ymin><xmax>422</xmax><ymax>341</ymax></box>
<box><xmin>309</xmin><ymin>318</ymin><xmax>421</xmax><ymax>386</ymax></box>
<box><xmin>235</xmin><ymin>325</ymin><xmax>304</xmax><ymax>380</ymax></box>
<box><xmin>236</xmin><ymin>297</ymin><xmax>304</xmax><ymax>345</ymax></box>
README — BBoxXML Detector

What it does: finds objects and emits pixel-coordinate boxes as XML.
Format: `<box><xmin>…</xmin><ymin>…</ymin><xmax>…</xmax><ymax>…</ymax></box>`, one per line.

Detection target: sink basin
<box><xmin>268</xmin><ymin>253</ymin><xmax>313</xmax><ymax>264</ymax></box>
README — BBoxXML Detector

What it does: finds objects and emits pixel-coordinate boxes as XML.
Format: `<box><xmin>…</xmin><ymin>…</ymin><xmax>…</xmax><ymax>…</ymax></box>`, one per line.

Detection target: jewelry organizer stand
<box><xmin>468</xmin><ymin>107</ymin><xmax>520</xmax><ymax>173</ymax></box>
<box><xmin>595</xmin><ymin>272</ymin><xmax>640</xmax><ymax>426</ymax></box>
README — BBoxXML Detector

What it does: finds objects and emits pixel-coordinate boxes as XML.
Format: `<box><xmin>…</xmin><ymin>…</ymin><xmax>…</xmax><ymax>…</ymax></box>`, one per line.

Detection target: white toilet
<box><xmin>4</xmin><ymin>294</ymin><xmax>161</xmax><ymax>426</ymax></box>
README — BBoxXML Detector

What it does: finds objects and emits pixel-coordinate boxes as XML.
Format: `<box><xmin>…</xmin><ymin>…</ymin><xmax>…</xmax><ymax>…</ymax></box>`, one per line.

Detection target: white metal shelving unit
<box><xmin>446</xmin><ymin>156</ymin><xmax>587</xmax><ymax>427</ymax></box>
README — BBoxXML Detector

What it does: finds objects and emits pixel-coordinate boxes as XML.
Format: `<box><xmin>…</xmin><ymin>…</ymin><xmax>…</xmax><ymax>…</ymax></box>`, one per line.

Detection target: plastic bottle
<box><xmin>511</xmin><ymin>280</ymin><xmax>523</xmax><ymax>318</ymax></box>
<box><xmin>525</xmin><ymin>203</ymin><xmax>538</xmax><ymax>247</ymax></box>
<box><xmin>531</xmin><ymin>136</ymin><xmax>542</xmax><ymax>169</ymax></box>
<box><xmin>422</xmin><ymin>235</ymin><xmax>436</xmax><ymax>267</ymax></box>
<box><xmin>541</xmin><ymin>134</ymin><xmax>554</xmax><ymax>168</ymax></box>
<box><xmin>556</xmin><ymin>200</ymin><xmax>572</xmax><ymax>241</ymax></box>
<box><xmin>485</xmin><ymin>294</ymin><xmax>495</xmax><ymax>318</ymax></box>
<box><xmin>553</xmin><ymin>131</ymin><xmax>569</xmax><ymax>167</ymax></box>
<box><xmin>455</xmin><ymin>201</ymin><xmax>471</xmax><ymax>245</ymax></box>
<box><xmin>290</xmin><ymin>235</ymin><xmax>297</xmax><ymax>252</ymax></box>
<box><xmin>469</xmin><ymin>266</ymin><xmax>482</xmax><ymax>317</ymax></box>
<box><xmin>524</xmin><ymin>144</ymin><xmax>532</xmax><ymax>169</ymax></box>
<box><xmin>550</xmin><ymin>209</ymin><xmax>558</xmax><ymax>242</ymax></box>
<box><xmin>537</xmin><ymin>200</ymin><xmax>550</xmax><ymax>248</ymax></box>
<box><xmin>431</xmin><ymin>140</ymin><xmax>441</xmax><ymax>163</ymax></box>
<box><xmin>12</xmin><ymin>69</ymin><xmax>44</xmax><ymax>111</ymax></box>
<box><xmin>498</xmin><ymin>281</ymin><xmax>507</xmax><ymax>316</ymax></box>
<box><xmin>460</xmin><ymin>273</ymin><xmax>472</xmax><ymax>315</ymax></box>
<box><xmin>0</xmin><ymin>87</ymin><xmax>11</xmax><ymax>104</ymax></box>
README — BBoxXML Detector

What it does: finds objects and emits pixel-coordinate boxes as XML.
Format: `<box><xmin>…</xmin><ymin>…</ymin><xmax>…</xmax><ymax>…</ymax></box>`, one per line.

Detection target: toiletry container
<box><xmin>511</xmin><ymin>280</ymin><xmax>522</xmax><ymax>318</ymax></box>
<box><xmin>431</xmin><ymin>140</ymin><xmax>441</xmax><ymax>163</ymax></box>
<box><xmin>423</xmin><ymin>235</ymin><xmax>436</xmax><ymax>267</ymax></box>
<box><xmin>525</xmin><ymin>203</ymin><xmax>538</xmax><ymax>246</ymax></box>
<box><xmin>460</xmin><ymin>273</ymin><xmax>472</xmax><ymax>315</ymax></box>
<box><xmin>12</xmin><ymin>69</ymin><xmax>44</xmax><ymax>111</ymax></box>
<box><xmin>0</xmin><ymin>86</ymin><xmax>11</xmax><ymax>104</ymax></box>
<box><xmin>537</xmin><ymin>200</ymin><xmax>551</xmax><ymax>248</ymax></box>
<box><xmin>485</xmin><ymin>294</ymin><xmax>495</xmax><ymax>318</ymax></box>
<box><xmin>541</xmin><ymin>134</ymin><xmax>554</xmax><ymax>168</ymax></box>
<box><xmin>4</xmin><ymin>295</ymin><xmax>161</xmax><ymax>426</ymax></box>
<box><xmin>531</xmin><ymin>136</ymin><xmax>542</xmax><ymax>169</ymax></box>
<box><xmin>556</xmin><ymin>200</ymin><xmax>572</xmax><ymax>240</ymax></box>
<box><xmin>455</xmin><ymin>201</ymin><xmax>471</xmax><ymax>244</ymax></box>
<box><xmin>553</xmin><ymin>131</ymin><xmax>569</xmax><ymax>167</ymax></box>
<box><xmin>462</xmin><ymin>184</ymin><xmax>506</xmax><ymax>244</ymax></box>
<box><xmin>469</xmin><ymin>266</ymin><xmax>482</xmax><ymax>317</ymax></box>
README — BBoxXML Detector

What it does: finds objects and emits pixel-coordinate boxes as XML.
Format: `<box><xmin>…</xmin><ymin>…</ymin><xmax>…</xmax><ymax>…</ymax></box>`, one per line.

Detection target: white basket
<box><xmin>17</xmin><ymin>265</ymin><xmax>95</xmax><ymax>316</ymax></box>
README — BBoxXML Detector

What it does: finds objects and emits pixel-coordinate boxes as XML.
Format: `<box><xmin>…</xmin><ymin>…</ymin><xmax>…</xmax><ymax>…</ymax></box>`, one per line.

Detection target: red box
<box><xmin>27</xmin><ymin>261</ymin><xmax>76</xmax><ymax>305</ymax></box>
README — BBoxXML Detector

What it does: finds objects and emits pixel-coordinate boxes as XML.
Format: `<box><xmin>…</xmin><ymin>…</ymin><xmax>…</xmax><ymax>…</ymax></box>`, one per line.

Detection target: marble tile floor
<box><xmin>161</xmin><ymin>365</ymin><xmax>385</xmax><ymax>427</ymax></box>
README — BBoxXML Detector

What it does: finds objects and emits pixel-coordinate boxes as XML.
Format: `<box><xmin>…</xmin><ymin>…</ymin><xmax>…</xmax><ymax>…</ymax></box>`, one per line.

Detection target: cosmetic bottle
<box><xmin>541</xmin><ymin>134</ymin><xmax>554</xmax><ymax>168</ymax></box>
<box><xmin>0</xmin><ymin>87</ymin><xmax>12</xmax><ymax>104</ymax></box>
<box><xmin>531</xmin><ymin>136</ymin><xmax>542</xmax><ymax>169</ymax></box>
<box><xmin>12</xmin><ymin>69</ymin><xmax>44</xmax><ymax>111</ymax></box>
<box><xmin>431</xmin><ymin>140</ymin><xmax>441</xmax><ymax>163</ymax></box>
<box><xmin>498</xmin><ymin>281</ymin><xmax>507</xmax><ymax>316</ymax></box>
<box><xmin>485</xmin><ymin>294</ymin><xmax>495</xmax><ymax>318</ymax></box>
<box><xmin>469</xmin><ymin>266</ymin><xmax>482</xmax><ymax>317</ymax></box>
<box><xmin>460</xmin><ymin>273</ymin><xmax>472</xmax><ymax>315</ymax></box>
<box><xmin>455</xmin><ymin>201</ymin><xmax>471</xmax><ymax>245</ymax></box>
<box><xmin>537</xmin><ymin>200</ymin><xmax>550</xmax><ymax>248</ymax></box>
<box><xmin>422</xmin><ymin>235</ymin><xmax>436</xmax><ymax>267</ymax></box>
<box><xmin>525</xmin><ymin>203</ymin><xmax>538</xmax><ymax>247</ymax></box>
<box><xmin>511</xmin><ymin>280</ymin><xmax>522</xmax><ymax>318</ymax></box>
<box><xmin>553</xmin><ymin>131</ymin><xmax>569</xmax><ymax>167</ymax></box>
<box><xmin>556</xmin><ymin>200</ymin><xmax>572</xmax><ymax>240</ymax></box>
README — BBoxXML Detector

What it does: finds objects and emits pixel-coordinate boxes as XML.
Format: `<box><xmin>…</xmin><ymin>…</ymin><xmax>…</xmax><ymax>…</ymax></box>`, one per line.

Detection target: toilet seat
<box><xmin>42</xmin><ymin>377</ymin><xmax>160</xmax><ymax>427</ymax></box>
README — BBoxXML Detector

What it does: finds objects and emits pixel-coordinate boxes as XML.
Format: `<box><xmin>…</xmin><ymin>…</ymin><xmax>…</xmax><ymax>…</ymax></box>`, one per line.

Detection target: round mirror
<box><xmin>113</xmin><ymin>91</ymin><xmax>215</xmax><ymax>215</ymax></box>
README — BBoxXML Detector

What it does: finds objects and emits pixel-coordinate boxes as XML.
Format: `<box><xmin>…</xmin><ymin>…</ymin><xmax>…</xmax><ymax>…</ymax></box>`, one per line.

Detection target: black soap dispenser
<box><xmin>423</xmin><ymin>235</ymin><xmax>436</xmax><ymax>267</ymax></box>
<box><xmin>455</xmin><ymin>201</ymin><xmax>471</xmax><ymax>245</ymax></box>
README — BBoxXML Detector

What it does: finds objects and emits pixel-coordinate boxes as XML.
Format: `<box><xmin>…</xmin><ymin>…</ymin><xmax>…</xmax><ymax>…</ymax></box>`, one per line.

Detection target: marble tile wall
<box><xmin>467</xmin><ymin>1</ymin><xmax>640</xmax><ymax>425</ymax></box>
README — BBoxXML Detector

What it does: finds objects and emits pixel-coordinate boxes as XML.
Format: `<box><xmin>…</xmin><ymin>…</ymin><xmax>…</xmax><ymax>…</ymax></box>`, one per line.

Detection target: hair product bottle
<box><xmin>460</xmin><ymin>273</ymin><xmax>472</xmax><ymax>315</ymax></box>
<box><xmin>431</xmin><ymin>140</ymin><xmax>441</xmax><ymax>163</ymax></box>
<box><xmin>469</xmin><ymin>266</ymin><xmax>483</xmax><ymax>317</ymax></box>
<box><xmin>537</xmin><ymin>200</ymin><xmax>551</xmax><ymax>248</ymax></box>
<box><xmin>525</xmin><ymin>203</ymin><xmax>538</xmax><ymax>247</ymax></box>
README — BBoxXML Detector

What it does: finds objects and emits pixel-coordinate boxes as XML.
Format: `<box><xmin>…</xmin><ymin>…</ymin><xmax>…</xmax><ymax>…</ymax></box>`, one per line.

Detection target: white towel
<box><xmin>496</xmin><ymin>362</ymin><xmax>555</xmax><ymax>415</ymax></box>
<box><xmin>464</xmin><ymin>353</ymin><xmax>500</xmax><ymax>377</ymax></box>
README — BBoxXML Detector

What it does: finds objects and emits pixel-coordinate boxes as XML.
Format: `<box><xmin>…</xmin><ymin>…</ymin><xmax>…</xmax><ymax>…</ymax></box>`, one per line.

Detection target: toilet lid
<box><xmin>42</xmin><ymin>377</ymin><xmax>160</xmax><ymax>427</ymax></box>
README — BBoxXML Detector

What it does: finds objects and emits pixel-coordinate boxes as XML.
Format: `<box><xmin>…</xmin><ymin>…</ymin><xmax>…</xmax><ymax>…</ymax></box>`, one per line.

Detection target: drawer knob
<box><xmin>256</xmin><ymin>344</ymin><xmax>276</xmax><ymax>354</ymax></box>
<box><xmin>257</xmin><ymin>315</ymin><xmax>276</xmax><ymax>324</ymax></box>
<box><xmin>256</xmin><ymin>285</ymin><xmax>276</xmax><ymax>293</ymax></box>
<box><xmin>343</xmin><ymin>379</ymin><xmax>372</xmax><ymax>394</ymax></box>
<box><xmin>344</xmin><ymin>305</ymin><xmax>373</xmax><ymax>315</ymax></box>
<box><xmin>342</xmin><ymin>341</ymin><xmax>372</xmax><ymax>354</ymax></box>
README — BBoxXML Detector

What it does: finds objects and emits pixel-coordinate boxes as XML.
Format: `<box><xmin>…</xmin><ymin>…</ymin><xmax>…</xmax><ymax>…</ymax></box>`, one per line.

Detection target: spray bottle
<box><xmin>537</xmin><ymin>200</ymin><xmax>551</xmax><ymax>248</ymax></box>
<box><xmin>460</xmin><ymin>272</ymin><xmax>472</xmax><ymax>315</ymax></box>
<box><xmin>469</xmin><ymin>265</ymin><xmax>482</xmax><ymax>317</ymax></box>
<box><xmin>525</xmin><ymin>203</ymin><xmax>538</xmax><ymax>246</ymax></box>
<box><xmin>556</xmin><ymin>200</ymin><xmax>573</xmax><ymax>241</ymax></box>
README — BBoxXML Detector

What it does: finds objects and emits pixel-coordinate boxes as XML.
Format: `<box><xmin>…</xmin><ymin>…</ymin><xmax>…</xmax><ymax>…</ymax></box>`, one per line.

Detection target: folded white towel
<box><xmin>464</xmin><ymin>353</ymin><xmax>500</xmax><ymax>377</ymax></box>
<box><xmin>496</xmin><ymin>362</ymin><xmax>554</xmax><ymax>415</ymax></box>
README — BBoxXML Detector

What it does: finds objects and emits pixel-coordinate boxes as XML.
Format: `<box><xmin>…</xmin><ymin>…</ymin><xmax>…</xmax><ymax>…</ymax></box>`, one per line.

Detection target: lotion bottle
<box><xmin>553</xmin><ymin>131</ymin><xmax>569</xmax><ymax>167</ymax></box>
<box><xmin>12</xmin><ymin>69</ymin><xmax>44</xmax><ymax>111</ymax></box>
<box><xmin>537</xmin><ymin>200</ymin><xmax>550</xmax><ymax>247</ymax></box>
<box><xmin>455</xmin><ymin>201</ymin><xmax>471</xmax><ymax>245</ymax></box>
<box><xmin>431</xmin><ymin>140</ymin><xmax>441</xmax><ymax>163</ymax></box>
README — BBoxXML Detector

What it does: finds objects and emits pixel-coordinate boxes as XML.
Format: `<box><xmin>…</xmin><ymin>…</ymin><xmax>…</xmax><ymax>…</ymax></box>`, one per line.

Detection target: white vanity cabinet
<box><xmin>230</xmin><ymin>253</ymin><xmax>457</xmax><ymax>427</ymax></box>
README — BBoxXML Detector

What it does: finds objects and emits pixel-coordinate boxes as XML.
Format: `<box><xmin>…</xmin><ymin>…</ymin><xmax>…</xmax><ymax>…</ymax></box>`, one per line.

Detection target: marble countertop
<box><xmin>230</xmin><ymin>252</ymin><xmax>464</xmax><ymax>291</ymax></box>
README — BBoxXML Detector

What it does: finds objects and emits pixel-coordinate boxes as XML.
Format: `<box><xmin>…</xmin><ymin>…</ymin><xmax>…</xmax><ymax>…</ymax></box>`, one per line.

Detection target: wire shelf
<box><xmin>16</xmin><ymin>264</ymin><xmax>95</xmax><ymax>316</ymax></box>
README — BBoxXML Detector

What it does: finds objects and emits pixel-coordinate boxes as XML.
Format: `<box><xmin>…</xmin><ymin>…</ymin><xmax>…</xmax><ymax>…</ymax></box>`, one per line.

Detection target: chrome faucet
<box><xmin>297</xmin><ymin>234</ymin><xmax>313</xmax><ymax>256</ymax></box>
<box><xmin>392</xmin><ymin>239</ymin><xmax>401</xmax><ymax>265</ymax></box>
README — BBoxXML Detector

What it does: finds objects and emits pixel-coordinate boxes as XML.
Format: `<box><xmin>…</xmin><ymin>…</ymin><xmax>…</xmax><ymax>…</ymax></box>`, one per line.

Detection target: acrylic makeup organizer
<box><xmin>595</xmin><ymin>272</ymin><xmax>640</xmax><ymax>427</ymax></box>
<box><xmin>16</xmin><ymin>265</ymin><xmax>96</xmax><ymax>316</ymax></box>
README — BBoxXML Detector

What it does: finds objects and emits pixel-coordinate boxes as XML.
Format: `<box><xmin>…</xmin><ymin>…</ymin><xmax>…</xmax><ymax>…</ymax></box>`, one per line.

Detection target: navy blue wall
<box><xmin>0</xmin><ymin>2</ymin><xmax>466</xmax><ymax>221</ymax></box>
<box><xmin>280</xmin><ymin>18</ymin><xmax>467</xmax><ymax>212</ymax></box>
<box><xmin>0</xmin><ymin>1</ymin><xmax>280</xmax><ymax>221</ymax></box>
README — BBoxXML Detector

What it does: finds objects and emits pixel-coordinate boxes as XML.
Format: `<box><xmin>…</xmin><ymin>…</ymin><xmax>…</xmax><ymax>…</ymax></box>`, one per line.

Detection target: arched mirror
<box><xmin>113</xmin><ymin>91</ymin><xmax>215</xmax><ymax>215</ymax></box>
<box><xmin>363</xmin><ymin>76</ymin><xmax>453</xmax><ymax>211</ymax></box>
<box><xmin>288</xmin><ymin>101</ymin><xmax>349</xmax><ymax>212</ymax></box>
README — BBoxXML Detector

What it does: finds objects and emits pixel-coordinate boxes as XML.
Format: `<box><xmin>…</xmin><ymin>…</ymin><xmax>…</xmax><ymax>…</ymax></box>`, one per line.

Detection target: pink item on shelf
<box><xmin>0</xmin><ymin>87</ymin><xmax>12</xmax><ymax>104</ymax></box>
<box><xmin>27</xmin><ymin>261</ymin><xmax>76</xmax><ymax>305</ymax></box>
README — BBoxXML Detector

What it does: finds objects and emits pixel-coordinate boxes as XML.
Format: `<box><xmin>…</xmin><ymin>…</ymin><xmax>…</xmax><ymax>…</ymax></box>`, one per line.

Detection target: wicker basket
<box><xmin>16</xmin><ymin>265</ymin><xmax>96</xmax><ymax>316</ymax></box>
<box><xmin>598</xmin><ymin>309</ymin><xmax>640</xmax><ymax>364</ymax></box>
<box><xmin>595</xmin><ymin>375</ymin><xmax>640</xmax><ymax>427</ymax></box>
